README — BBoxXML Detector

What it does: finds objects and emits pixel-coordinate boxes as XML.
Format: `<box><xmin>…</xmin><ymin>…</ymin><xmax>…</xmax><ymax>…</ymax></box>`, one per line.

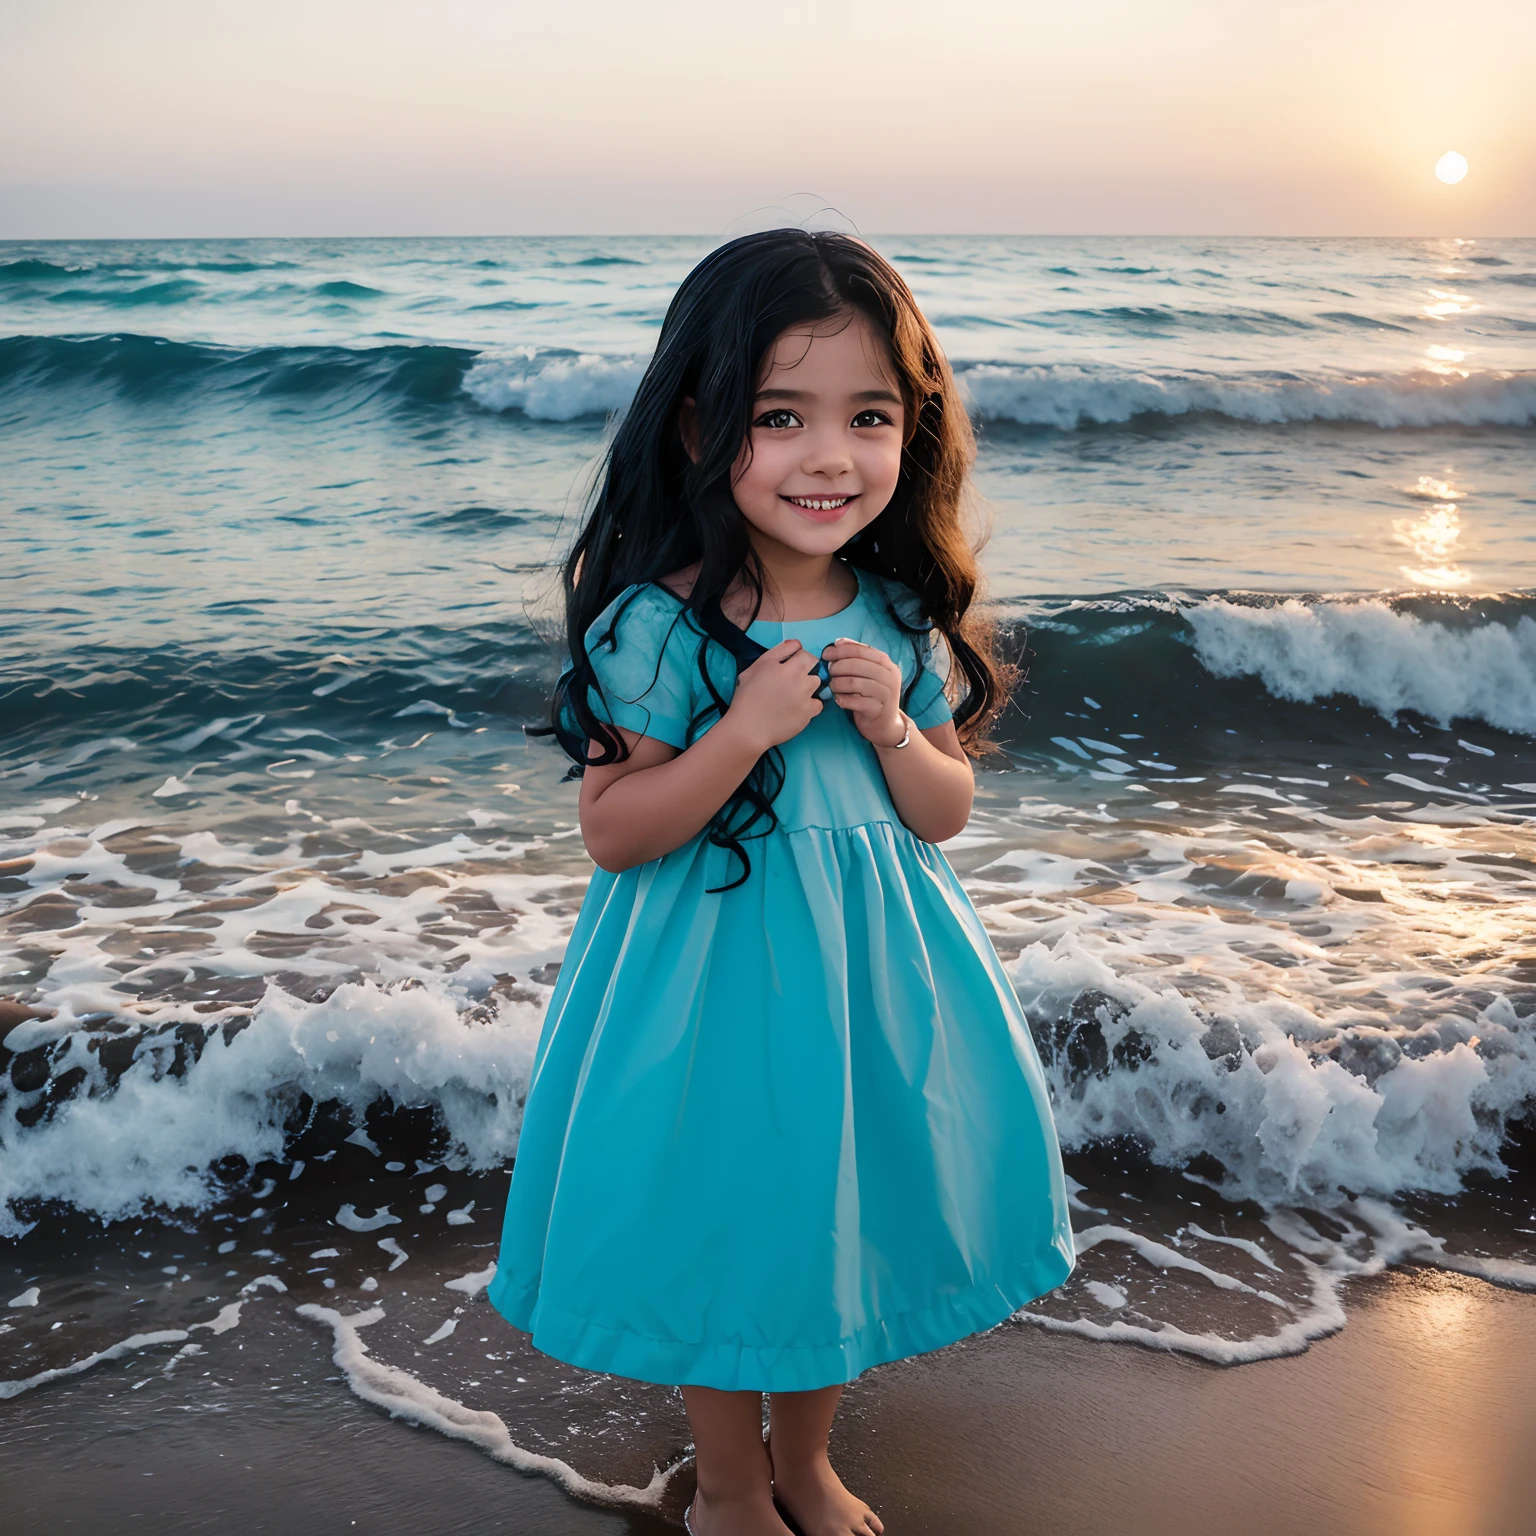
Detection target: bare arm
<box><xmin>579</xmin><ymin>638</ymin><xmax>823</xmax><ymax>872</ymax></box>
<box><xmin>822</xmin><ymin>639</ymin><xmax>974</xmax><ymax>843</ymax></box>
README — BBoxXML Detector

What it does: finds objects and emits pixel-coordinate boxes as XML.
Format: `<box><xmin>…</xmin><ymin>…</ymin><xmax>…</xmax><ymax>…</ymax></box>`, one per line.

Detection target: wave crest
<box><xmin>461</xmin><ymin>348</ymin><xmax>646</xmax><ymax>420</ymax></box>
<box><xmin>1188</xmin><ymin>597</ymin><xmax>1536</xmax><ymax>736</ymax></box>
<box><xmin>1017</xmin><ymin>939</ymin><xmax>1533</xmax><ymax>1206</ymax></box>
<box><xmin>8</xmin><ymin>335</ymin><xmax>1535</xmax><ymax>434</ymax></box>
<box><xmin>0</xmin><ymin>978</ymin><xmax>541</xmax><ymax>1237</ymax></box>
<box><xmin>961</xmin><ymin>363</ymin><xmax>1536</xmax><ymax>430</ymax></box>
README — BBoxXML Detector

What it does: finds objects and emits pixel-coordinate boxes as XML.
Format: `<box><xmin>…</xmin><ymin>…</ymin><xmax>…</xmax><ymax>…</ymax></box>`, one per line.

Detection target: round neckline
<box><xmin>747</xmin><ymin>569</ymin><xmax>865</xmax><ymax>632</ymax></box>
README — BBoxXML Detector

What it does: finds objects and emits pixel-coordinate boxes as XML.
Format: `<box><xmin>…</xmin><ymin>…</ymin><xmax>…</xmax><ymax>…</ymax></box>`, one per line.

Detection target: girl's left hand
<box><xmin>822</xmin><ymin>639</ymin><xmax>907</xmax><ymax>749</ymax></box>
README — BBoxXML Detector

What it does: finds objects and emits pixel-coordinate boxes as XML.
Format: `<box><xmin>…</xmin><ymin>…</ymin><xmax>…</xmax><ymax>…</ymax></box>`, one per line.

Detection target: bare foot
<box><xmin>689</xmin><ymin>1488</ymin><xmax>795</xmax><ymax>1536</ymax></box>
<box><xmin>770</xmin><ymin>1455</ymin><xmax>884</xmax><ymax>1536</ymax></box>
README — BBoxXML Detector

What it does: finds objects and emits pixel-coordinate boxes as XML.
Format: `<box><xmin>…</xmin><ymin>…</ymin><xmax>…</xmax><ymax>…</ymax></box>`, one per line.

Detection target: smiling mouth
<box><xmin>783</xmin><ymin>494</ymin><xmax>856</xmax><ymax>518</ymax></box>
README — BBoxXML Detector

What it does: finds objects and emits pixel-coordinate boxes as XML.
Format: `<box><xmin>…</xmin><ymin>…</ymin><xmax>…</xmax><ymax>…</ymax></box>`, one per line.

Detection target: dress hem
<box><xmin>485</xmin><ymin>1240</ymin><xmax>1075</xmax><ymax>1393</ymax></box>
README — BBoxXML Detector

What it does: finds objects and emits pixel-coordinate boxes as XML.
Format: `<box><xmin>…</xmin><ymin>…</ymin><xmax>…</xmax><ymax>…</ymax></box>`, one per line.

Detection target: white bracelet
<box><xmin>886</xmin><ymin>713</ymin><xmax>912</xmax><ymax>750</ymax></box>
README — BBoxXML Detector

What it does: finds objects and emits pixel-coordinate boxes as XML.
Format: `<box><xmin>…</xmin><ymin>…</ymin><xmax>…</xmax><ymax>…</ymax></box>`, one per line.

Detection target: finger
<box><xmin>826</xmin><ymin>658</ymin><xmax>898</xmax><ymax>682</ymax></box>
<box><xmin>820</xmin><ymin>638</ymin><xmax>878</xmax><ymax>661</ymax></box>
<box><xmin>828</xmin><ymin>660</ymin><xmax>895</xmax><ymax>681</ymax></box>
<box><xmin>766</xmin><ymin>639</ymin><xmax>804</xmax><ymax>659</ymax></box>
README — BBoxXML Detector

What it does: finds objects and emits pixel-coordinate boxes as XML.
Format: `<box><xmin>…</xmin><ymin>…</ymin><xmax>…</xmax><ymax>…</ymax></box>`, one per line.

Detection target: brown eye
<box><xmin>851</xmin><ymin>409</ymin><xmax>892</xmax><ymax>428</ymax></box>
<box><xmin>755</xmin><ymin>409</ymin><xmax>800</xmax><ymax>430</ymax></box>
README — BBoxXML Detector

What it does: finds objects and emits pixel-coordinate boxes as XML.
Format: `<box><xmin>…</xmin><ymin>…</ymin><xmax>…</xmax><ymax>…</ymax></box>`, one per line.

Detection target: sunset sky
<box><xmin>2</xmin><ymin>0</ymin><xmax>1532</xmax><ymax>236</ymax></box>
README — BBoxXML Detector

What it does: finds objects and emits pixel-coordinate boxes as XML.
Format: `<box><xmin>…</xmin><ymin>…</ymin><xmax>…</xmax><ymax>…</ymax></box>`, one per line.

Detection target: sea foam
<box><xmin>461</xmin><ymin>347</ymin><xmax>645</xmax><ymax>420</ymax></box>
<box><xmin>462</xmin><ymin>353</ymin><xmax>1536</xmax><ymax>431</ymax></box>
<box><xmin>459</xmin><ymin>353</ymin><xmax>1536</xmax><ymax>431</ymax></box>
<box><xmin>1188</xmin><ymin>598</ymin><xmax>1536</xmax><ymax>736</ymax></box>
<box><xmin>0</xmin><ymin>978</ymin><xmax>542</xmax><ymax>1238</ymax></box>
<box><xmin>1014</xmin><ymin>935</ymin><xmax>1535</xmax><ymax>1208</ymax></box>
<box><xmin>298</xmin><ymin>1303</ymin><xmax>677</xmax><ymax>1507</ymax></box>
<box><xmin>1019</xmin><ymin>1196</ymin><xmax>1536</xmax><ymax>1366</ymax></box>
<box><xmin>959</xmin><ymin>363</ymin><xmax>1536</xmax><ymax>430</ymax></box>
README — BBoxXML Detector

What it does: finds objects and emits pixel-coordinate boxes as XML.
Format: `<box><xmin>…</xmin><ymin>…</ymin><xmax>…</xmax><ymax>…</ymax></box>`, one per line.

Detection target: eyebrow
<box><xmin>754</xmin><ymin>387</ymin><xmax>902</xmax><ymax>404</ymax></box>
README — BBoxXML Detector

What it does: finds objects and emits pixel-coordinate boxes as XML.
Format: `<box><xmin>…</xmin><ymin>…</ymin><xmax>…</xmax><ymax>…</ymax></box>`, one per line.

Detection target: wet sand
<box><xmin>841</xmin><ymin>1265</ymin><xmax>1536</xmax><ymax>1535</ymax></box>
<box><xmin>5</xmin><ymin>1174</ymin><xmax>1535</xmax><ymax>1536</ymax></box>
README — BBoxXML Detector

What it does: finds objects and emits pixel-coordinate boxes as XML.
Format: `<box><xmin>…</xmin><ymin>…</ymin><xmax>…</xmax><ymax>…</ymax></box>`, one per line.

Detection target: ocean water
<box><xmin>3</xmin><ymin>235</ymin><xmax>1536</xmax><ymax>1506</ymax></box>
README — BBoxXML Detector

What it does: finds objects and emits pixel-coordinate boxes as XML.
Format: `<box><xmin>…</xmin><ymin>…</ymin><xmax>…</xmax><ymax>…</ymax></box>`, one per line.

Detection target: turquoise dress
<box><xmin>488</xmin><ymin>569</ymin><xmax>1074</xmax><ymax>1391</ymax></box>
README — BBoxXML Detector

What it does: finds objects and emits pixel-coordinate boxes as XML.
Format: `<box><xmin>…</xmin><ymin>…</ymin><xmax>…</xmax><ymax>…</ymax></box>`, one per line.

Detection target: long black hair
<box><xmin>551</xmin><ymin>228</ymin><xmax>1010</xmax><ymax>886</ymax></box>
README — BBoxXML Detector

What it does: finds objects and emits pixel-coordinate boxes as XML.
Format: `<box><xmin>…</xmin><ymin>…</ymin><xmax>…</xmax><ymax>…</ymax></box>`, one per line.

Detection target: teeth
<box><xmin>789</xmin><ymin>496</ymin><xmax>849</xmax><ymax>511</ymax></box>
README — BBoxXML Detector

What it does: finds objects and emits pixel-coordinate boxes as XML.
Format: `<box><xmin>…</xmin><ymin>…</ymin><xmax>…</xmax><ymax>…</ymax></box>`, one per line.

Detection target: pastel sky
<box><xmin>2</xmin><ymin>0</ymin><xmax>1532</xmax><ymax>236</ymax></box>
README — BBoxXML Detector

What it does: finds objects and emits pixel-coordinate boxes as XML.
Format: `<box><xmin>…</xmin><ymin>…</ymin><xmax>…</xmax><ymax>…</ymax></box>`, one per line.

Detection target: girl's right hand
<box><xmin>723</xmin><ymin>639</ymin><xmax>823</xmax><ymax>751</ymax></box>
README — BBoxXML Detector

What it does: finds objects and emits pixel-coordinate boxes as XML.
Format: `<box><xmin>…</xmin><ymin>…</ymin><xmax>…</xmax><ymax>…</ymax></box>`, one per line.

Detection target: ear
<box><xmin>678</xmin><ymin>397</ymin><xmax>701</xmax><ymax>464</ymax></box>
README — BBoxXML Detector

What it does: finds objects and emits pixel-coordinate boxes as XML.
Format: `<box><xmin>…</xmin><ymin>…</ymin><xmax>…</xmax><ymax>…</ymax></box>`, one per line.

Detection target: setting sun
<box><xmin>1435</xmin><ymin>150</ymin><xmax>1470</xmax><ymax>184</ymax></box>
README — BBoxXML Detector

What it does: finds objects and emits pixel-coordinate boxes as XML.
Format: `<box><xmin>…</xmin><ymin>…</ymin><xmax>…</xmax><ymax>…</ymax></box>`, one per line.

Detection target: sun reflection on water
<box><xmin>1423</xmin><ymin>344</ymin><xmax>1470</xmax><ymax>378</ymax></box>
<box><xmin>1423</xmin><ymin>289</ymin><xmax>1478</xmax><ymax>320</ymax></box>
<box><xmin>1396</xmin><ymin>472</ymin><xmax>1473</xmax><ymax>588</ymax></box>
<box><xmin>1405</xmin><ymin>473</ymin><xmax>1468</xmax><ymax>503</ymax></box>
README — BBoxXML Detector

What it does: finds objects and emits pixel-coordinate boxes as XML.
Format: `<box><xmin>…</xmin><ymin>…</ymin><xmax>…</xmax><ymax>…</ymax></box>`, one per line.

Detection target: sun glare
<box><xmin>1435</xmin><ymin>151</ymin><xmax>1469</xmax><ymax>185</ymax></box>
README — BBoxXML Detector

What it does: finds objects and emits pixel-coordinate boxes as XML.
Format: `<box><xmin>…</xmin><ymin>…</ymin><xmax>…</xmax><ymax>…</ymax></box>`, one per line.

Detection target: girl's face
<box><xmin>728</xmin><ymin>310</ymin><xmax>906</xmax><ymax>561</ymax></box>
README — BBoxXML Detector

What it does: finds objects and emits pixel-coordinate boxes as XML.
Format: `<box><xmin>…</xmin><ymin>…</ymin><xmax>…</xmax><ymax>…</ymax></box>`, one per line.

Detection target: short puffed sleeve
<box><xmin>904</xmin><ymin>628</ymin><xmax>954</xmax><ymax>730</ymax></box>
<box><xmin>870</xmin><ymin>575</ymin><xmax>953</xmax><ymax>730</ymax></box>
<box><xmin>582</xmin><ymin>585</ymin><xmax>699</xmax><ymax>749</ymax></box>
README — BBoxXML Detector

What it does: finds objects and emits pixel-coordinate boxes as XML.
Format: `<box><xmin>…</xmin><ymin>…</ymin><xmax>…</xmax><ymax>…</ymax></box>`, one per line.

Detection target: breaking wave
<box><xmin>461</xmin><ymin>348</ymin><xmax>646</xmax><ymax>420</ymax></box>
<box><xmin>9</xmin><ymin>335</ymin><xmax>1536</xmax><ymax>432</ymax></box>
<box><xmin>1016</xmin><ymin>940</ymin><xmax>1534</xmax><ymax>1207</ymax></box>
<box><xmin>1187</xmin><ymin>597</ymin><xmax>1536</xmax><ymax>736</ymax></box>
<box><xmin>0</xmin><ymin>980</ymin><xmax>543</xmax><ymax>1239</ymax></box>
<box><xmin>959</xmin><ymin>362</ymin><xmax>1536</xmax><ymax>430</ymax></box>
<box><xmin>6</xmin><ymin>594</ymin><xmax>1534</xmax><ymax>798</ymax></box>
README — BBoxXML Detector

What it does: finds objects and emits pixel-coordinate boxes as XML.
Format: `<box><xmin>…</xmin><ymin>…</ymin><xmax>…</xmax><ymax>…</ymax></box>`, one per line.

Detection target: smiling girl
<box><xmin>489</xmin><ymin>230</ymin><xmax>1074</xmax><ymax>1536</ymax></box>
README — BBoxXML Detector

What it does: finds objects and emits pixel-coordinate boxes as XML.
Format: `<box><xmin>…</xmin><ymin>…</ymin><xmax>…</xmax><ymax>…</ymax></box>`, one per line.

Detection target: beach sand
<box><xmin>841</xmin><ymin>1265</ymin><xmax>1536</xmax><ymax>1535</ymax></box>
<box><xmin>5</xmin><ymin>1161</ymin><xmax>1534</xmax><ymax>1535</ymax></box>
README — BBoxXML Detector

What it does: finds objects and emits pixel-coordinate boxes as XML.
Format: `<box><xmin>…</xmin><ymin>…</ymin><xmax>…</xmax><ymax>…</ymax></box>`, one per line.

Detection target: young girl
<box><xmin>489</xmin><ymin>230</ymin><xmax>1074</xmax><ymax>1536</ymax></box>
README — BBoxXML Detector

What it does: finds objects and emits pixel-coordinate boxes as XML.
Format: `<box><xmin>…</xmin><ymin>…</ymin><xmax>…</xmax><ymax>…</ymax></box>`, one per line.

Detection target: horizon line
<box><xmin>2</xmin><ymin>230</ymin><xmax>1531</xmax><ymax>242</ymax></box>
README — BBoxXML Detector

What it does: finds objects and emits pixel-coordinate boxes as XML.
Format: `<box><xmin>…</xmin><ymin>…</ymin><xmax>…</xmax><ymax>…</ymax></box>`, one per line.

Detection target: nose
<box><xmin>799</xmin><ymin>422</ymin><xmax>855</xmax><ymax>479</ymax></box>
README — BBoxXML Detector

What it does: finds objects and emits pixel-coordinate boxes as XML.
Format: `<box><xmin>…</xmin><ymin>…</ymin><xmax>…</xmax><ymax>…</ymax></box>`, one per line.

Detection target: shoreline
<box><xmin>5</xmin><ymin>1161</ymin><xmax>1536</xmax><ymax>1533</ymax></box>
<box><xmin>6</xmin><ymin>1263</ymin><xmax>1534</xmax><ymax>1534</ymax></box>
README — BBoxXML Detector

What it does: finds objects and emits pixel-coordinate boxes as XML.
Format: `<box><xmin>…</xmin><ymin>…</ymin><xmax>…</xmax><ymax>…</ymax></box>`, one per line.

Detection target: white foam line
<box><xmin>1185</xmin><ymin>1224</ymin><xmax>1283</xmax><ymax>1272</ymax></box>
<box><xmin>1017</xmin><ymin>1261</ymin><xmax>1346</xmax><ymax>1366</ymax></box>
<box><xmin>0</xmin><ymin>1329</ymin><xmax>191</xmax><ymax>1400</ymax></box>
<box><xmin>446</xmin><ymin>1203</ymin><xmax>1536</xmax><ymax>1392</ymax></box>
<box><xmin>0</xmin><ymin>1291</ymin><xmax>257</xmax><ymax>1401</ymax></box>
<box><xmin>297</xmin><ymin>1304</ymin><xmax>676</xmax><ymax>1508</ymax></box>
<box><xmin>1075</xmin><ymin>1224</ymin><xmax>1283</xmax><ymax>1300</ymax></box>
<box><xmin>1431</xmin><ymin>1252</ymin><xmax>1536</xmax><ymax>1290</ymax></box>
<box><xmin>1338</xmin><ymin>1199</ymin><xmax>1536</xmax><ymax>1293</ymax></box>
